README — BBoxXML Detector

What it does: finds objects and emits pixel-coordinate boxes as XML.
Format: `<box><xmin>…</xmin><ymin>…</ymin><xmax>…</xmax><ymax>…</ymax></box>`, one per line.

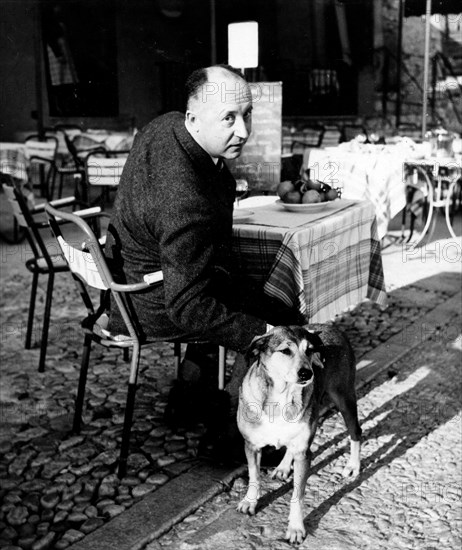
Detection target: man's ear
<box><xmin>185</xmin><ymin>110</ymin><xmax>199</xmax><ymax>132</ymax></box>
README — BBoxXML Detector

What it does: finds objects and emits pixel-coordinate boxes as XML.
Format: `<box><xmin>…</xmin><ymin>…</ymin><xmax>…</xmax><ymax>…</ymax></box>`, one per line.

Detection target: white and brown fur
<box><xmin>236</xmin><ymin>324</ymin><xmax>361</xmax><ymax>544</ymax></box>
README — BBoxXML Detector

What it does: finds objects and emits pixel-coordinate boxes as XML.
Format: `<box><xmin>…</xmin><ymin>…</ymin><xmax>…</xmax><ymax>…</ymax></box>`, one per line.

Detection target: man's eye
<box><xmin>224</xmin><ymin>115</ymin><xmax>235</xmax><ymax>123</ymax></box>
<box><xmin>279</xmin><ymin>348</ymin><xmax>292</xmax><ymax>356</ymax></box>
<box><xmin>244</xmin><ymin>111</ymin><xmax>252</xmax><ymax>120</ymax></box>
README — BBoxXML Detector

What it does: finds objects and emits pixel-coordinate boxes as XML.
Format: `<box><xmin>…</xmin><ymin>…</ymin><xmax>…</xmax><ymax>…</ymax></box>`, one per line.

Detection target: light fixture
<box><xmin>228</xmin><ymin>21</ymin><xmax>259</xmax><ymax>72</ymax></box>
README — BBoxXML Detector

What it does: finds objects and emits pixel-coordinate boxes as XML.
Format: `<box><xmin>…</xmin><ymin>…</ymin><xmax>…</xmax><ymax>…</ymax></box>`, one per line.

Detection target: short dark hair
<box><xmin>184</xmin><ymin>64</ymin><xmax>246</xmax><ymax>110</ymax></box>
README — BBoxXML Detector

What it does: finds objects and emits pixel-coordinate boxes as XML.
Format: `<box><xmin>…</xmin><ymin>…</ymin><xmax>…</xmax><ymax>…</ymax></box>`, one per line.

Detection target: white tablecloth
<box><xmin>304</xmin><ymin>145</ymin><xmax>410</xmax><ymax>239</ymax></box>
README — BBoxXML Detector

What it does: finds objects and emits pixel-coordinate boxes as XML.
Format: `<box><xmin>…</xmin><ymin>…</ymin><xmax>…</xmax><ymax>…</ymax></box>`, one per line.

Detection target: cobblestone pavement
<box><xmin>0</xmin><ymin>212</ymin><xmax>461</xmax><ymax>549</ymax></box>
<box><xmin>149</xmin><ymin>319</ymin><xmax>462</xmax><ymax>550</ymax></box>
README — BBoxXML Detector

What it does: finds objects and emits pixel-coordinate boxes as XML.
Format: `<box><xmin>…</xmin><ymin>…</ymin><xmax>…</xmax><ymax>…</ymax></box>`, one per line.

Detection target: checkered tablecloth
<box><xmin>305</xmin><ymin>147</ymin><xmax>408</xmax><ymax>239</ymax></box>
<box><xmin>0</xmin><ymin>143</ymin><xmax>28</xmax><ymax>182</ymax></box>
<box><xmin>232</xmin><ymin>198</ymin><xmax>387</xmax><ymax>322</ymax></box>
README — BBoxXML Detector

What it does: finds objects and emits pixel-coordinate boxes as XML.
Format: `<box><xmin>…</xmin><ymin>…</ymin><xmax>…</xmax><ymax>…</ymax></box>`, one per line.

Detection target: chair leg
<box><xmin>218</xmin><ymin>346</ymin><xmax>226</xmax><ymax>390</ymax></box>
<box><xmin>49</xmin><ymin>168</ymin><xmax>57</xmax><ymax>200</ymax></box>
<box><xmin>26</xmin><ymin>272</ymin><xmax>39</xmax><ymax>349</ymax></box>
<box><xmin>38</xmin><ymin>272</ymin><xmax>54</xmax><ymax>373</ymax></box>
<box><xmin>173</xmin><ymin>341</ymin><xmax>182</xmax><ymax>378</ymax></box>
<box><xmin>58</xmin><ymin>173</ymin><xmax>65</xmax><ymax>199</ymax></box>
<box><xmin>73</xmin><ymin>333</ymin><xmax>92</xmax><ymax>433</ymax></box>
<box><xmin>118</xmin><ymin>345</ymin><xmax>140</xmax><ymax>478</ymax></box>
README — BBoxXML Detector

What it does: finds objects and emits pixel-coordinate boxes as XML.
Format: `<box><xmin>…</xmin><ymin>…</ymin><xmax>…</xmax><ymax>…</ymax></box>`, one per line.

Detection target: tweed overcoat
<box><xmin>105</xmin><ymin>111</ymin><xmax>266</xmax><ymax>352</ymax></box>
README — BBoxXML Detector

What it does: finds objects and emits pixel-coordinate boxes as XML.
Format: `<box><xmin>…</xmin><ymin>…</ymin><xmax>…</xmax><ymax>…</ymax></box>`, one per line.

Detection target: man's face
<box><xmin>186</xmin><ymin>72</ymin><xmax>252</xmax><ymax>160</ymax></box>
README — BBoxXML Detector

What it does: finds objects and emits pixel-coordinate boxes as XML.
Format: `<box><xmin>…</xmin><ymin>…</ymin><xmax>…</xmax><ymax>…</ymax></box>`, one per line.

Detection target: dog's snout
<box><xmin>297</xmin><ymin>368</ymin><xmax>313</xmax><ymax>384</ymax></box>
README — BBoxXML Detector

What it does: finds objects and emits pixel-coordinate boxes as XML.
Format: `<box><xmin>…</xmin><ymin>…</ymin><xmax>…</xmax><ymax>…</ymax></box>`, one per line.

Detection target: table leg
<box><xmin>445</xmin><ymin>179</ymin><xmax>459</xmax><ymax>239</ymax></box>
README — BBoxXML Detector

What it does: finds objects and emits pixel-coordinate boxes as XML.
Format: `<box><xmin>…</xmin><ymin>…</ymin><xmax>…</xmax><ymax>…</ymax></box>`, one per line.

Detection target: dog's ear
<box><xmin>245</xmin><ymin>333</ymin><xmax>271</xmax><ymax>365</ymax></box>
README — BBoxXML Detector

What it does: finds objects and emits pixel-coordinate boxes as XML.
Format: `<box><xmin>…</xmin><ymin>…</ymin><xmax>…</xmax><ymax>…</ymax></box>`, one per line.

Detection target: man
<box><xmin>106</xmin><ymin>65</ymin><xmax>303</xmax><ymax>354</ymax></box>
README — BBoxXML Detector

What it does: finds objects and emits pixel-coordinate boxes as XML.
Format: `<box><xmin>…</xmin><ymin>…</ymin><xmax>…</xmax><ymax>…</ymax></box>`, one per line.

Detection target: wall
<box><xmin>0</xmin><ymin>0</ymin><xmax>211</xmax><ymax>140</ymax></box>
<box><xmin>0</xmin><ymin>0</ymin><xmax>389</xmax><ymax>141</ymax></box>
<box><xmin>374</xmin><ymin>0</ymin><xmax>461</xmax><ymax>133</ymax></box>
<box><xmin>0</xmin><ymin>0</ymin><xmax>38</xmax><ymax>140</ymax></box>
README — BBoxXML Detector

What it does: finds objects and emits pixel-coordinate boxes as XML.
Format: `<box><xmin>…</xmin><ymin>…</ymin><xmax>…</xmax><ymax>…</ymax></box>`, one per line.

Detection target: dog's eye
<box><xmin>278</xmin><ymin>348</ymin><xmax>292</xmax><ymax>356</ymax></box>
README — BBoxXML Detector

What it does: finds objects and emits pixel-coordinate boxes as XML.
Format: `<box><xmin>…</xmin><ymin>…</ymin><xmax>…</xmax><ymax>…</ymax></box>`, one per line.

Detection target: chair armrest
<box><xmin>32</xmin><ymin>196</ymin><xmax>77</xmax><ymax>212</ymax></box>
<box><xmin>73</xmin><ymin>207</ymin><xmax>103</xmax><ymax>218</ymax></box>
<box><xmin>28</xmin><ymin>156</ymin><xmax>54</xmax><ymax>165</ymax></box>
<box><xmin>143</xmin><ymin>271</ymin><xmax>163</xmax><ymax>285</ymax></box>
<box><xmin>110</xmin><ymin>271</ymin><xmax>164</xmax><ymax>293</ymax></box>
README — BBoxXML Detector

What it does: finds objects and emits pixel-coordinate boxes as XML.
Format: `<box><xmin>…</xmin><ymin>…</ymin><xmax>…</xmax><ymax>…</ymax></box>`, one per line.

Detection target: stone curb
<box><xmin>68</xmin><ymin>288</ymin><xmax>461</xmax><ymax>550</ymax></box>
<box><xmin>67</xmin><ymin>461</ymin><xmax>247</xmax><ymax>550</ymax></box>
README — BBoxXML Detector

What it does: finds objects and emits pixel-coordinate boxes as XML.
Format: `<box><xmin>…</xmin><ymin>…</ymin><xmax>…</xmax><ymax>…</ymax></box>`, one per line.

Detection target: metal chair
<box><xmin>340</xmin><ymin>124</ymin><xmax>368</xmax><ymax>143</ymax></box>
<box><xmin>56</xmin><ymin>131</ymin><xmax>108</xmax><ymax>202</ymax></box>
<box><xmin>290</xmin><ymin>125</ymin><xmax>325</xmax><ymax>154</ymax></box>
<box><xmin>320</xmin><ymin>124</ymin><xmax>342</xmax><ymax>147</ymax></box>
<box><xmin>2</xmin><ymin>182</ymin><xmax>104</xmax><ymax>372</ymax></box>
<box><xmin>49</xmin><ymin>125</ymin><xmax>86</xmax><ymax>200</ymax></box>
<box><xmin>395</xmin><ymin>123</ymin><xmax>422</xmax><ymax>142</ymax></box>
<box><xmin>44</xmin><ymin>204</ymin><xmax>226</xmax><ymax>477</ymax></box>
<box><xmin>24</xmin><ymin>134</ymin><xmax>59</xmax><ymax>199</ymax></box>
<box><xmin>83</xmin><ymin>150</ymin><xmax>129</xmax><ymax>206</ymax></box>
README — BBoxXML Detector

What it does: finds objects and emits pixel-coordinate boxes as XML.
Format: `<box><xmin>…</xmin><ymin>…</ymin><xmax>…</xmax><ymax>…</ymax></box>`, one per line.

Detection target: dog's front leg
<box><xmin>237</xmin><ymin>442</ymin><xmax>261</xmax><ymax>515</ymax></box>
<box><xmin>286</xmin><ymin>451</ymin><xmax>310</xmax><ymax>544</ymax></box>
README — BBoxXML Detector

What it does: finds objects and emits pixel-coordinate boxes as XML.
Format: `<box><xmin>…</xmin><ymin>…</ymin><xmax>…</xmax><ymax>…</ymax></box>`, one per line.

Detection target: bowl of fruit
<box><xmin>276</xmin><ymin>170</ymin><xmax>342</xmax><ymax>212</ymax></box>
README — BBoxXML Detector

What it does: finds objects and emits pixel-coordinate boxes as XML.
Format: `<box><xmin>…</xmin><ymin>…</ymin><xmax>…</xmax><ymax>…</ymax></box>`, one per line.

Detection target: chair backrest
<box><xmin>53</xmin><ymin>125</ymin><xmax>83</xmax><ymax>156</ymax></box>
<box><xmin>396</xmin><ymin>123</ymin><xmax>422</xmax><ymax>142</ymax></box>
<box><xmin>321</xmin><ymin>125</ymin><xmax>342</xmax><ymax>147</ymax></box>
<box><xmin>45</xmin><ymin>204</ymin><xmax>141</xmax><ymax>340</ymax></box>
<box><xmin>2</xmin><ymin>183</ymin><xmax>55</xmax><ymax>266</ymax></box>
<box><xmin>24</xmin><ymin>135</ymin><xmax>58</xmax><ymax>163</ymax></box>
<box><xmin>84</xmin><ymin>152</ymin><xmax>128</xmax><ymax>187</ymax></box>
<box><xmin>301</xmin><ymin>125</ymin><xmax>324</xmax><ymax>148</ymax></box>
<box><xmin>2</xmin><ymin>183</ymin><xmax>33</xmax><ymax>228</ymax></box>
<box><xmin>290</xmin><ymin>125</ymin><xmax>324</xmax><ymax>154</ymax></box>
<box><xmin>340</xmin><ymin>124</ymin><xmax>368</xmax><ymax>143</ymax></box>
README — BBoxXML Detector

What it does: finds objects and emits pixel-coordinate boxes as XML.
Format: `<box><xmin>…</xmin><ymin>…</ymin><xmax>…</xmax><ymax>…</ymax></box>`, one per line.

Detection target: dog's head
<box><xmin>245</xmin><ymin>326</ymin><xmax>324</xmax><ymax>387</ymax></box>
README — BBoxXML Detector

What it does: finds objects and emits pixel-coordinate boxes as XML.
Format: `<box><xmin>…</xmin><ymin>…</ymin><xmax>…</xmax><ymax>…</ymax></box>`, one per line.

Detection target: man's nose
<box><xmin>234</xmin><ymin>116</ymin><xmax>250</xmax><ymax>140</ymax></box>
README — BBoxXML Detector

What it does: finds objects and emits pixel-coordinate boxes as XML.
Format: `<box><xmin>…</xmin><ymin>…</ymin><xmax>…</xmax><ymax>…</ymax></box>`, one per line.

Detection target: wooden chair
<box><xmin>44</xmin><ymin>204</ymin><xmax>226</xmax><ymax>477</ymax></box>
<box><xmin>2</xmin><ymin>182</ymin><xmax>104</xmax><ymax>372</ymax></box>
<box><xmin>83</xmin><ymin>150</ymin><xmax>129</xmax><ymax>206</ymax></box>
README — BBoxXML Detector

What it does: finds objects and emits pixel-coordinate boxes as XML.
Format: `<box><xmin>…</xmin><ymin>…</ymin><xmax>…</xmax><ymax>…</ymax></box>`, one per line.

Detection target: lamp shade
<box><xmin>228</xmin><ymin>21</ymin><xmax>259</xmax><ymax>69</ymax></box>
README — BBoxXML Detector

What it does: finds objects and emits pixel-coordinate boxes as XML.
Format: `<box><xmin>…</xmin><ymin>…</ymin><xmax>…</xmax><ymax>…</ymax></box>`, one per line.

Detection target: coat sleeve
<box><xmin>153</xmin><ymin>171</ymin><xmax>266</xmax><ymax>352</ymax></box>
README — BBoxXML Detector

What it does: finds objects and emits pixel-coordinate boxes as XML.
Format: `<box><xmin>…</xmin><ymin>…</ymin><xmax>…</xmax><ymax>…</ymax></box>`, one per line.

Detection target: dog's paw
<box><xmin>271</xmin><ymin>464</ymin><xmax>292</xmax><ymax>481</ymax></box>
<box><xmin>285</xmin><ymin>523</ymin><xmax>306</xmax><ymax>544</ymax></box>
<box><xmin>237</xmin><ymin>497</ymin><xmax>258</xmax><ymax>515</ymax></box>
<box><xmin>342</xmin><ymin>460</ymin><xmax>360</xmax><ymax>478</ymax></box>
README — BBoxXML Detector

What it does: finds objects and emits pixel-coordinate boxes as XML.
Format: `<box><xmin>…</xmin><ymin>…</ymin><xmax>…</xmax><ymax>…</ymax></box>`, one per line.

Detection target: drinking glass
<box><xmin>235</xmin><ymin>179</ymin><xmax>249</xmax><ymax>207</ymax></box>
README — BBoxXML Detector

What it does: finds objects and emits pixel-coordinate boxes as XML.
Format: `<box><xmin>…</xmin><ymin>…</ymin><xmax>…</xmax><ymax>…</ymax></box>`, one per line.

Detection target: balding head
<box><xmin>185</xmin><ymin>65</ymin><xmax>249</xmax><ymax>111</ymax></box>
<box><xmin>184</xmin><ymin>65</ymin><xmax>253</xmax><ymax>160</ymax></box>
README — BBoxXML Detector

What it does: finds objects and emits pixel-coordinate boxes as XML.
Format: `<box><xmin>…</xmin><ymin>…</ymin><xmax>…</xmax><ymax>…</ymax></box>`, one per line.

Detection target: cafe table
<box><xmin>74</xmin><ymin>130</ymin><xmax>134</xmax><ymax>158</ymax></box>
<box><xmin>232</xmin><ymin>196</ymin><xmax>387</xmax><ymax>322</ymax></box>
<box><xmin>0</xmin><ymin>142</ymin><xmax>28</xmax><ymax>183</ymax></box>
<box><xmin>304</xmin><ymin>143</ymin><xmax>425</xmax><ymax>240</ymax></box>
<box><xmin>403</xmin><ymin>156</ymin><xmax>461</xmax><ymax>244</ymax></box>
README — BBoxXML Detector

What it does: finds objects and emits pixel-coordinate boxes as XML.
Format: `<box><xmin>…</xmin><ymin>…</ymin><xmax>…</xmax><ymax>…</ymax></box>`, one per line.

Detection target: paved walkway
<box><xmin>0</xmin><ymin>193</ymin><xmax>461</xmax><ymax>550</ymax></box>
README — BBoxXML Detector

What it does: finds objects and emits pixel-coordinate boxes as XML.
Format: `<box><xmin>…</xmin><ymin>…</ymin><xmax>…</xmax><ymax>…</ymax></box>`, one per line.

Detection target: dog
<box><xmin>236</xmin><ymin>324</ymin><xmax>361</xmax><ymax>544</ymax></box>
